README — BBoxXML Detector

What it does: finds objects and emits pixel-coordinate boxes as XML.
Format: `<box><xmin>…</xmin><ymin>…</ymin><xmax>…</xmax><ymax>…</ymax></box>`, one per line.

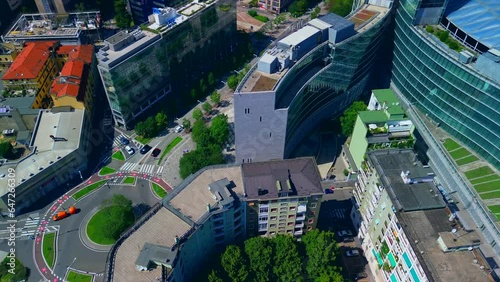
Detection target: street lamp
<box><xmin>78</xmin><ymin>171</ymin><xmax>83</xmax><ymax>182</ymax></box>
<box><xmin>197</xmin><ymin>100</ymin><xmax>202</xmax><ymax>104</ymax></box>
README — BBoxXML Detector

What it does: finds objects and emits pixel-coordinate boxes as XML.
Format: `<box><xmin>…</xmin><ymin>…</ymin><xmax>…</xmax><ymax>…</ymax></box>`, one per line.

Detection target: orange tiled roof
<box><xmin>51</xmin><ymin>61</ymin><xmax>89</xmax><ymax>99</ymax></box>
<box><xmin>56</xmin><ymin>45</ymin><xmax>93</xmax><ymax>64</ymax></box>
<box><xmin>2</xmin><ymin>41</ymin><xmax>57</xmax><ymax>80</ymax></box>
<box><xmin>60</xmin><ymin>60</ymin><xmax>85</xmax><ymax>78</ymax></box>
<box><xmin>51</xmin><ymin>77</ymin><xmax>81</xmax><ymax>98</ymax></box>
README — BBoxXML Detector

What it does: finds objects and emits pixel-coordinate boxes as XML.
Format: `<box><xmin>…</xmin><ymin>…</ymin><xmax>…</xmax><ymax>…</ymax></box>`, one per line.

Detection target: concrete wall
<box><xmin>234</xmin><ymin>91</ymin><xmax>288</xmax><ymax>163</ymax></box>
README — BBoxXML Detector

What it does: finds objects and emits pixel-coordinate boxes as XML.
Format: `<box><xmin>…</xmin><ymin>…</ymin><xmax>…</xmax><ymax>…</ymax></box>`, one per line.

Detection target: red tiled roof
<box><xmin>56</xmin><ymin>45</ymin><xmax>93</xmax><ymax>64</ymax></box>
<box><xmin>51</xmin><ymin>62</ymin><xmax>89</xmax><ymax>100</ymax></box>
<box><xmin>2</xmin><ymin>41</ymin><xmax>57</xmax><ymax>80</ymax></box>
<box><xmin>51</xmin><ymin>77</ymin><xmax>81</xmax><ymax>98</ymax></box>
<box><xmin>60</xmin><ymin>60</ymin><xmax>85</xmax><ymax>78</ymax></box>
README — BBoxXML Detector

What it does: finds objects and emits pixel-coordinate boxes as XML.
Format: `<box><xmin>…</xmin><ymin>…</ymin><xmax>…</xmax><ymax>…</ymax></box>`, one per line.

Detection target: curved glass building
<box><xmin>235</xmin><ymin>1</ymin><xmax>393</xmax><ymax>163</ymax></box>
<box><xmin>392</xmin><ymin>0</ymin><xmax>500</xmax><ymax>169</ymax></box>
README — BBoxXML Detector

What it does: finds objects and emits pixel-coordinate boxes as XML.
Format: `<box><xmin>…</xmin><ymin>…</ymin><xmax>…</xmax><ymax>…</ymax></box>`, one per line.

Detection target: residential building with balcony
<box><xmin>2</xmin><ymin>41</ymin><xmax>60</xmax><ymax>109</ymax></box>
<box><xmin>0</xmin><ymin>107</ymin><xmax>91</xmax><ymax>215</ymax></box>
<box><xmin>0</xmin><ymin>43</ymin><xmax>18</xmax><ymax>72</ymax></box>
<box><xmin>242</xmin><ymin>157</ymin><xmax>323</xmax><ymax>238</ymax></box>
<box><xmin>257</xmin><ymin>0</ymin><xmax>292</xmax><ymax>13</ymax></box>
<box><xmin>347</xmin><ymin>89</ymin><xmax>414</xmax><ymax>170</ymax></box>
<box><xmin>235</xmin><ymin>0</ymin><xmax>394</xmax><ymax>163</ymax></box>
<box><xmin>97</xmin><ymin>2</ymin><xmax>236</xmax><ymax>129</ymax></box>
<box><xmin>352</xmin><ymin>150</ymin><xmax>493</xmax><ymax>282</ymax></box>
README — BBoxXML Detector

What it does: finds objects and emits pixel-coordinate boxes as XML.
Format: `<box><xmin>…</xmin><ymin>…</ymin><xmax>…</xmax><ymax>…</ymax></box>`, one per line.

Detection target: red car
<box><xmin>151</xmin><ymin>148</ymin><xmax>161</xmax><ymax>157</ymax></box>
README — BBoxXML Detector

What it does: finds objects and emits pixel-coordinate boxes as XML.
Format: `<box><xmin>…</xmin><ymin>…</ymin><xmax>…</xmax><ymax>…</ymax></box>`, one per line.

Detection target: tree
<box><xmin>289</xmin><ymin>0</ymin><xmax>307</xmax><ymax>17</ymax></box>
<box><xmin>227</xmin><ymin>75</ymin><xmax>239</xmax><ymax>90</ymax></box>
<box><xmin>179</xmin><ymin>145</ymin><xmax>223</xmax><ymax>178</ymax></box>
<box><xmin>191</xmin><ymin>120</ymin><xmax>211</xmax><ymax>148</ymax></box>
<box><xmin>210</xmin><ymin>91</ymin><xmax>221</xmax><ymax>106</ymax></box>
<box><xmin>328</xmin><ymin>0</ymin><xmax>352</xmax><ymax>17</ymax></box>
<box><xmin>0</xmin><ymin>142</ymin><xmax>13</xmax><ymax>159</ymax></box>
<box><xmin>101</xmin><ymin>194</ymin><xmax>133</xmax><ymax>209</ymax></box>
<box><xmin>191</xmin><ymin>88</ymin><xmax>199</xmax><ymax>101</ymax></box>
<box><xmin>208</xmin><ymin>270</ymin><xmax>224</xmax><ymax>282</ymax></box>
<box><xmin>155</xmin><ymin>112</ymin><xmax>168</xmax><ymax>129</ymax></box>
<box><xmin>200</xmin><ymin>78</ymin><xmax>208</xmax><ymax>94</ymax></box>
<box><xmin>114</xmin><ymin>0</ymin><xmax>132</xmax><ymax>28</ymax></box>
<box><xmin>202</xmin><ymin>102</ymin><xmax>212</xmax><ymax>115</ymax></box>
<box><xmin>182</xmin><ymin>118</ymin><xmax>191</xmax><ymax>132</ymax></box>
<box><xmin>274</xmin><ymin>13</ymin><xmax>286</xmax><ymax>26</ymax></box>
<box><xmin>207</xmin><ymin>72</ymin><xmax>216</xmax><ymax>88</ymax></box>
<box><xmin>245</xmin><ymin>237</ymin><xmax>274</xmax><ymax>282</ymax></box>
<box><xmin>75</xmin><ymin>2</ymin><xmax>86</xmax><ymax>11</ymax></box>
<box><xmin>210</xmin><ymin>114</ymin><xmax>229</xmax><ymax>147</ymax></box>
<box><xmin>302</xmin><ymin>230</ymin><xmax>341</xmax><ymax>280</ymax></box>
<box><xmin>193</xmin><ymin>108</ymin><xmax>203</xmax><ymax>121</ymax></box>
<box><xmin>99</xmin><ymin>194</ymin><xmax>134</xmax><ymax>240</ymax></box>
<box><xmin>248</xmin><ymin>10</ymin><xmax>258</xmax><ymax>17</ymax></box>
<box><xmin>339</xmin><ymin>101</ymin><xmax>367</xmax><ymax>136</ymax></box>
<box><xmin>221</xmin><ymin>245</ymin><xmax>249</xmax><ymax>282</ymax></box>
<box><xmin>0</xmin><ymin>257</ymin><xmax>28</xmax><ymax>282</ymax></box>
<box><xmin>316</xmin><ymin>267</ymin><xmax>344</xmax><ymax>282</ymax></box>
<box><xmin>273</xmin><ymin>235</ymin><xmax>302</xmax><ymax>281</ymax></box>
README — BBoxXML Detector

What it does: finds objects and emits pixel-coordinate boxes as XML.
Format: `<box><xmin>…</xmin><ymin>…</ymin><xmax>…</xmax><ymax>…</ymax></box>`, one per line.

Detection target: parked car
<box><xmin>324</xmin><ymin>189</ymin><xmax>334</xmax><ymax>194</ymax></box>
<box><xmin>354</xmin><ymin>272</ymin><xmax>368</xmax><ymax>280</ymax></box>
<box><xmin>175</xmin><ymin>125</ymin><xmax>184</xmax><ymax>133</ymax></box>
<box><xmin>343</xmin><ymin>237</ymin><xmax>355</xmax><ymax>243</ymax></box>
<box><xmin>125</xmin><ymin>146</ymin><xmax>135</xmax><ymax>155</ymax></box>
<box><xmin>337</xmin><ymin>230</ymin><xmax>353</xmax><ymax>237</ymax></box>
<box><xmin>120</xmin><ymin>136</ymin><xmax>130</xmax><ymax>145</ymax></box>
<box><xmin>140</xmin><ymin>145</ymin><xmax>152</xmax><ymax>154</ymax></box>
<box><xmin>151</xmin><ymin>148</ymin><xmax>161</xmax><ymax>157</ymax></box>
<box><xmin>345</xmin><ymin>249</ymin><xmax>360</xmax><ymax>257</ymax></box>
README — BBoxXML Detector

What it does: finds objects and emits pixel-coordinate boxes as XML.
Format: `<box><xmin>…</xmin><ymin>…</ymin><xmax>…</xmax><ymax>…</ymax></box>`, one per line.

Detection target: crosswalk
<box><xmin>0</xmin><ymin>213</ymin><xmax>58</xmax><ymax>240</ymax></box>
<box><xmin>330</xmin><ymin>208</ymin><xmax>347</xmax><ymax>219</ymax></box>
<box><xmin>112</xmin><ymin>134</ymin><xmax>144</xmax><ymax>150</ymax></box>
<box><xmin>120</xmin><ymin>162</ymin><xmax>164</xmax><ymax>175</ymax></box>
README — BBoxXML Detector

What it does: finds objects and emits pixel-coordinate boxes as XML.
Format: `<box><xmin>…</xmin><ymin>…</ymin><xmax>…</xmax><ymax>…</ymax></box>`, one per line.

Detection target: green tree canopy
<box><xmin>98</xmin><ymin>194</ymin><xmax>134</xmax><ymax>240</ymax></box>
<box><xmin>245</xmin><ymin>237</ymin><xmax>274</xmax><ymax>282</ymax></box>
<box><xmin>135</xmin><ymin>116</ymin><xmax>160</xmax><ymax>138</ymax></box>
<box><xmin>114</xmin><ymin>0</ymin><xmax>132</xmax><ymax>28</ymax></box>
<box><xmin>0</xmin><ymin>142</ymin><xmax>13</xmax><ymax>159</ymax></box>
<box><xmin>179</xmin><ymin>145</ymin><xmax>223</xmax><ymax>178</ymax></box>
<box><xmin>155</xmin><ymin>112</ymin><xmax>168</xmax><ymax>129</ymax></box>
<box><xmin>328</xmin><ymin>0</ymin><xmax>353</xmax><ymax>17</ymax></box>
<box><xmin>302</xmin><ymin>229</ymin><xmax>342</xmax><ymax>279</ymax></box>
<box><xmin>210</xmin><ymin>114</ymin><xmax>229</xmax><ymax>147</ymax></box>
<box><xmin>208</xmin><ymin>269</ymin><xmax>224</xmax><ymax>282</ymax></box>
<box><xmin>221</xmin><ymin>245</ymin><xmax>249</xmax><ymax>282</ymax></box>
<box><xmin>193</xmin><ymin>108</ymin><xmax>203</xmax><ymax>121</ymax></box>
<box><xmin>191</xmin><ymin>120</ymin><xmax>211</xmax><ymax>149</ymax></box>
<box><xmin>273</xmin><ymin>235</ymin><xmax>302</xmax><ymax>281</ymax></box>
<box><xmin>210</xmin><ymin>90</ymin><xmax>221</xmax><ymax>106</ymax></box>
<box><xmin>182</xmin><ymin>118</ymin><xmax>191</xmax><ymax>131</ymax></box>
<box><xmin>207</xmin><ymin>72</ymin><xmax>216</xmax><ymax>88</ymax></box>
<box><xmin>202</xmin><ymin>102</ymin><xmax>212</xmax><ymax>115</ymax></box>
<box><xmin>340</xmin><ymin>101</ymin><xmax>367</xmax><ymax>136</ymax></box>
<box><xmin>227</xmin><ymin>75</ymin><xmax>239</xmax><ymax>90</ymax></box>
<box><xmin>0</xmin><ymin>257</ymin><xmax>28</xmax><ymax>282</ymax></box>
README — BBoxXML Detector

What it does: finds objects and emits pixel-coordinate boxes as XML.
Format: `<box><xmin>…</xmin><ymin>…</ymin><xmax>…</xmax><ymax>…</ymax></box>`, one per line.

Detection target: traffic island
<box><xmin>42</xmin><ymin>232</ymin><xmax>56</xmax><ymax>269</ymax></box>
<box><xmin>66</xmin><ymin>270</ymin><xmax>92</xmax><ymax>282</ymax></box>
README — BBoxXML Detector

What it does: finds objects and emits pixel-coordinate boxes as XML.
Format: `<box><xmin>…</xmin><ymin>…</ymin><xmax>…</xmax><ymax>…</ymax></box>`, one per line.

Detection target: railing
<box><xmin>235</xmin><ymin>63</ymin><xmax>258</xmax><ymax>93</ymax></box>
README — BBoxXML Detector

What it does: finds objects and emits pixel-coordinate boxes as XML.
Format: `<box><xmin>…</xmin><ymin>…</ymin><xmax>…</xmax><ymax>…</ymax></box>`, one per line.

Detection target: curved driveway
<box><xmin>33</xmin><ymin>172</ymin><xmax>172</xmax><ymax>282</ymax></box>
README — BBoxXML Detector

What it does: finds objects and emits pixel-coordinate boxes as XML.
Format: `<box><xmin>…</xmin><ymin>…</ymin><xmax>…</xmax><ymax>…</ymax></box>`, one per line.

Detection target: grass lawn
<box><xmin>488</xmin><ymin>205</ymin><xmax>500</xmax><ymax>214</ymax></box>
<box><xmin>254</xmin><ymin>15</ymin><xmax>269</xmax><ymax>22</ymax></box>
<box><xmin>87</xmin><ymin>206</ymin><xmax>135</xmax><ymax>245</ymax></box>
<box><xmin>42</xmin><ymin>233</ymin><xmax>55</xmax><ymax>268</ymax></box>
<box><xmin>66</xmin><ymin>270</ymin><xmax>92</xmax><ymax>282</ymax></box>
<box><xmin>99</xmin><ymin>166</ymin><xmax>116</xmax><ymax>176</ymax></box>
<box><xmin>479</xmin><ymin>191</ymin><xmax>500</xmax><ymax>200</ymax></box>
<box><xmin>73</xmin><ymin>180</ymin><xmax>106</xmax><ymax>200</ymax></box>
<box><xmin>474</xmin><ymin>180</ymin><xmax>500</xmax><ymax>193</ymax></box>
<box><xmin>123</xmin><ymin>176</ymin><xmax>135</xmax><ymax>184</ymax></box>
<box><xmin>496</xmin><ymin>214</ymin><xmax>500</xmax><ymax>221</ymax></box>
<box><xmin>465</xmin><ymin>166</ymin><xmax>495</xmax><ymax>180</ymax></box>
<box><xmin>152</xmin><ymin>183</ymin><xmax>167</xmax><ymax>198</ymax></box>
<box><xmin>112</xmin><ymin>150</ymin><xmax>125</xmax><ymax>161</ymax></box>
<box><xmin>455</xmin><ymin>155</ymin><xmax>479</xmax><ymax>166</ymax></box>
<box><xmin>449</xmin><ymin>147</ymin><xmax>471</xmax><ymax>159</ymax></box>
<box><xmin>470</xmin><ymin>174</ymin><xmax>500</xmax><ymax>185</ymax></box>
<box><xmin>158</xmin><ymin>136</ymin><xmax>183</xmax><ymax>164</ymax></box>
<box><xmin>443</xmin><ymin>138</ymin><xmax>461</xmax><ymax>151</ymax></box>
<box><xmin>135</xmin><ymin>136</ymin><xmax>152</xmax><ymax>145</ymax></box>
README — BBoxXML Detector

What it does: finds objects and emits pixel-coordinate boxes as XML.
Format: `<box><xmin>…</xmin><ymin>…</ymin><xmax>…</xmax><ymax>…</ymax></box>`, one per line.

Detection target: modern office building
<box><xmin>242</xmin><ymin>158</ymin><xmax>323</xmax><ymax>237</ymax></box>
<box><xmin>0</xmin><ymin>107</ymin><xmax>91</xmax><ymax>215</ymax></box>
<box><xmin>352</xmin><ymin>150</ymin><xmax>494</xmax><ymax>282</ymax></box>
<box><xmin>392</xmin><ymin>0</ymin><xmax>500</xmax><ymax>170</ymax></box>
<box><xmin>128</xmin><ymin>0</ymin><xmax>188</xmax><ymax>24</ymax></box>
<box><xmin>35</xmin><ymin>0</ymin><xmax>74</xmax><ymax>13</ymax></box>
<box><xmin>235</xmin><ymin>0</ymin><xmax>393</xmax><ymax>163</ymax></box>
<box><xmin>97</xmin><ymin>2</ymin><xmax>236</xmax><ymax>128</ymax></box>
<box><xmin>347</xmin><ymin>89</ymin><xmax>414</xmax><ymax>169</ymax></box>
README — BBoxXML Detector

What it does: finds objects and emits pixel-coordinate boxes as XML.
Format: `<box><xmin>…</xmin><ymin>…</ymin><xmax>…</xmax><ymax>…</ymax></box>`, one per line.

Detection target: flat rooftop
<box><xmin>4</xmin><ymin>12</ymin><xmax>100</xmax><ymax>41</ymax></box>
<box><xmin>368</xmin><ymin>150</ymin><xmax>446</xmax><ymax>211</ymax></box>
<box><xmin>398</xmin><ymin>209</ymin><xmax>490</xmax><ymax>282</ymax></box>
<box><xmin>167</xmin><ymin>165</ymin><xmax>244</xmax><ymax>223</ymax></box>
<box><xmin>0</xmin><ymin>108</ymin><xmax>84</xmax><ymax>197</ymax></box>
<box><xmin>113</xmin><ymin>207</ymin><xmax>191</xmax><ymax>282</ymax></box>
<box><xmin>242</xmin><ymin>157</ymin><xmax>323</xmax><ymax>200</ymax></box>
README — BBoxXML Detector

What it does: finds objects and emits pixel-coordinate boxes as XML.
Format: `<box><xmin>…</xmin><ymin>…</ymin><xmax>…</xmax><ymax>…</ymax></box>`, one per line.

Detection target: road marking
<box><xmin>157</xmin><ymin>166</ymin><xmax>164</xmax><ymax>174</ymax></box>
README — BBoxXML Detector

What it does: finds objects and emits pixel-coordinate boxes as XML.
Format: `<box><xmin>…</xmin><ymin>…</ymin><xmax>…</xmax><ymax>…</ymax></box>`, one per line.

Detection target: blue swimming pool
<box><xmin>391</xmin><ymin>273</ymin><xmax>398</xmax><ymax>282</ymax></box>
<box><xmin>410</xmin><ymin>268</ymin><xmax>420</xmax><ymax>282</ymax></box>
<box><xmin>372</xmin><ymin>249</ymin><xmax>383</xmax><ymax>266</ymax></box>
<box><xmin>403</xmin><ymin>252</ymin><xmax>412</xmax><ymax>268</ymax></box>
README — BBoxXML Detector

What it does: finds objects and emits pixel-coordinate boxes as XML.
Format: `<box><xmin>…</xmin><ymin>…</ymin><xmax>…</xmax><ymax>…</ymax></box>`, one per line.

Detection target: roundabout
<box><xmin>33</xmin><ymin>171</ymin><xmax>172</xmax><ymax>282</ymax></box>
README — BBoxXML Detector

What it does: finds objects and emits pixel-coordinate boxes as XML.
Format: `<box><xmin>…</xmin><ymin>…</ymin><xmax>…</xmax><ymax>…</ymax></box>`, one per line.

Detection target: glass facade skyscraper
<box><xmin>392</xmin><ymin>0</ymin><xmax>500</xmax><ymax>169</ymax></box>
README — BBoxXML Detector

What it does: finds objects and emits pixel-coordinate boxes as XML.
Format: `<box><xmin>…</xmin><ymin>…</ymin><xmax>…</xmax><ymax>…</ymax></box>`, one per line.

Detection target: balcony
<box><xmin>295</xmin><ymin>222</ymin><xmax>304</xmax><ymax>228</ymax></box>
<box><xmin>294</xmin><ymin>230</ymin><xmax>303</xmax><ymax>236</ymax></box>
<box><xmin>298</xmin><ymin>205</ymin><xmax>307</xmax><ymax>213</ymax></box>
<box><xmin>296</xmin><ymin>214</ymin><xmax>305</xmax><ymax>221</ymax></box>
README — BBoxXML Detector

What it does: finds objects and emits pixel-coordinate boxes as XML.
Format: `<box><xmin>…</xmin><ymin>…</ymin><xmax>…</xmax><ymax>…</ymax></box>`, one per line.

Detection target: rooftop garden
<box><xmin>425</xmin><ymin>26</ymin><xmax>463</xmax><ymax>52</ymax></box>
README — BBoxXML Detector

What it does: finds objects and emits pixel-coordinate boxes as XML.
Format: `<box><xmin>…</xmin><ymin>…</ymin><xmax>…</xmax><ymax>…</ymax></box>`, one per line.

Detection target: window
<box><xmin>288</xmin><ymin>215</ymin><xmax>295</xmax><ymax>219</ymax></box>
<box><xmin>270</xmin><ymin>224</ymin><xmax>276</xmax><ymax>228</ymax></box>
<box><xmin>310</xmin><ymin>203</ymin><xmax>317</xmax><ymax>208</ymax></box>
<box><xmin>310</xmin><ymin>211</ymin><xmax>315</xmax><ymax>215</ymax></box>
<box><xmin>260</xmin><ymin>116</ymin><xmax>262</xmax><ymax>122</ymax></box>
<box><xmin>269</xmin><ymin>132</ymin><xmax>272</xmax><ymax>137</ymax></box>
<box><xmin>259</xmin><ymin>216</ymin><xmax>268</xmax><ymax>221</ymax></box>
<box><xmin>307</xmin><ymin>226</ymin><xmax>312</xmax><ymax>231</ymax></box>
<box><xmin>289</xmin><ymin>206</ymin><xmax>296</xmax><ymax>211</ymax></box>
<box><xmin>259</xmin><ymin>207</ymin><xmax>269</xmax><ymax>213</ymax></box>
<box><xmin>244</xmin><ymin>108</ymin><xmax>250</xmax><ymax>114</ymax></box>
<box><xmin>308</xmin><ymin>219</ymin><xmax>314</xmax><ymax>224</ymax></box>
<box><xmin>271</xmin><ymin>208</ymin><xmax>278</xmax><ymax>212</ymax></box>
<box><xmin>270</xmin><ymin>216</ymin><xmax>277</xmax><ymax>220</ymax></box>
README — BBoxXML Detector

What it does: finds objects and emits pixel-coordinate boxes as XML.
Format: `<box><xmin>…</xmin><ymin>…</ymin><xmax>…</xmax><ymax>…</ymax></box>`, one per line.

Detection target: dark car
<box><xmin>343</xmin><ymin>237</ymin><xmax>355</xmax><ymax>243</ymax></box>
<box><xmin>140</xmin><ymin>145</ymin><xmax>152</xmax><ymax>154</ymax></box>
<box><xmin>324</xmin><ymin>189</ymin><xmax>334</xmax><ymax>194</ymax></box>
<box><xmin>151</xmin><ymin>148</ymin><xmax>161</xmax><ymax>157</ymax></box>
<box><xmin>120</xmin><ymin>136</ymin><xmax>130</xmax><ymax>145</ymax></box>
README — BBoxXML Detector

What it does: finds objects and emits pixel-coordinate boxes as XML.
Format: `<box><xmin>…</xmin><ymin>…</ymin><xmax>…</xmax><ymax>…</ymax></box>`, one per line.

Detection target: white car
<box><xmin>345</xmin><ymin>249</ymin><xmax>360</xmax><ymax>257</ymax></box>
<box><xmin>125</xmin><ymin>146</ymin><xmax>135</xmax><ymax>155</ymax></box>
<box><xmin>175</xmin><ymin>125</ymin><xmax>184</xmax><ymax>133</ymax></box>
<box><xmin>337</xmin><ymin>230</ymin><xmax>353</xmax><ymax>237</ymax></box>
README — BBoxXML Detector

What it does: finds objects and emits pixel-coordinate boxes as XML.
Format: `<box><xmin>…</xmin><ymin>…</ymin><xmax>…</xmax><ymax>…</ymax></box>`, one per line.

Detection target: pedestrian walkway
<box><xmin>330</xmin><ymin>208</ymin><xmax>347</xmax><ymax>219</ymax></box>
<box><xmin>120</xmin><ymin>162</ymin><xmax>139</xmax><ymax>171</ymax></box>
<box><xmin>132</xmin><ymin>140</ymin><xmax>144</xmax><ymax>150</ymax></box>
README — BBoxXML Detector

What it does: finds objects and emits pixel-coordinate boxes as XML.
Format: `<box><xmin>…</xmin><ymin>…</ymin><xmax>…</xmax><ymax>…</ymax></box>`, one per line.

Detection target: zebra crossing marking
<box><xmin>120</xmin><ymin>162</ymin><xmax>138</xmax><ymax>171</ymax></box>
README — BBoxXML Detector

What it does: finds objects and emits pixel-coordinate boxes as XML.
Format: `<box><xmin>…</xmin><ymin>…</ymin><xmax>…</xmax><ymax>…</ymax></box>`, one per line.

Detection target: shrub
<box><xmin>254</xmin><ymin>15</ymin><xmax>269</xmax><ymax>23</ymax></box>
<box><xmin>425</xmin><ymin>25</ymin><xmax>434</xmax><ymax>33</ymax></box>
<box><xmin>343</xmin><ymin>169</ymin><xmax>349</xmax><ymax>176</ymax></box>
<box><xmin>219</xmin><ymin>3</ymin><xmax>231</xmax><ymax>11</ymax></box>
<box><xmin>248</xmin><ymin>10</ymin><xmax>258</xmax><ymax>17</ymax></box>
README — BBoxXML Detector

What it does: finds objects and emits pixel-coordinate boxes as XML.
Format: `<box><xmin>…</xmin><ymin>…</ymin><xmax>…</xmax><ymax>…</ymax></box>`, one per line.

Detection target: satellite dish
<box><xmin>451</xmin><ymin>229</ymin><xmax>457</xmax><ymax>233</ymax></box>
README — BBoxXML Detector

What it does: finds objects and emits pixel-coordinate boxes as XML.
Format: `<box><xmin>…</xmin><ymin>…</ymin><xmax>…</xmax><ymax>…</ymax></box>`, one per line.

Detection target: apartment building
<box><xmin>2</xmin><ymin>41</ymin><xmax>60</xmax><ymax>109</ymax></box>
<box><xmin>0</xmin><ymin>43</ymin><xmax>18</xmax><ymax>72</ymax></box>
<box><xmin>347</xmin><ymin>89</ymin><xmax>414</xmax><ymax>170</ymax></box>
<box><xmin>257</xmin><ymin>0</ymin><xmax>292</xmax><ymax>13</ymax></box>
<box><xmin>242</xmin><ymin>158</ymin><xmax>323</xmax><ymax>238</ymax></box>
<box><xmin>35</xmin><ymin>0</ymin><xmax>74</xmax><ymax>13</ymax></box>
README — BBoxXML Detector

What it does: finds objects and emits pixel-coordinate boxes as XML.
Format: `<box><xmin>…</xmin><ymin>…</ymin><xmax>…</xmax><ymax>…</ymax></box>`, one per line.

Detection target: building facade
<box><xmin>97</xmin><ymin>2</ymin><xmax>236</xmax><ymax>128</ymax></box>
<box><xmin>392</xmin><ymin>0</ymin><xmax>500</xmax><ymax>169</ymax></box>
<box><xmin>0</xmin><ymin>43</ymin><xmax>18</xmax><ymax>72</ymax></box>
<box><xmin>35</xmin><ymin>0</ymin><xmax>73</xmax><ymax>13</ymax></box>
<box><xmin>235</xmin><ymin>1</ymin><xmax>393</xmax><ymax>163</ymax></box>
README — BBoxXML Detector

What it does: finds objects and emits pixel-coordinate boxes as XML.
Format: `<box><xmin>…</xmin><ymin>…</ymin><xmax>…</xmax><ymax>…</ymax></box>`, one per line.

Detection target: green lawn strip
<box><xmin>152</xmin><ymin>183</ymin><xmax>167</xmax><ymax>198</ymax></box>
<box><xmin>42</xmin><ymin>233</ymin><xmax>55</xmax><ymax>268</ymax></box>
<box><xmin>470</xmin><ymin>174</ymin><xmax>500</xmax><ymax>185</ymax></box>
<box><xmin>123</xmin><ymin>176</ymin><xmax>135</xmax><ymax>185</ymax></box>
<box><xmin>465</xmin><ymin>166</ymin><xmax>495</xmax><ymax>180</ymax></box>
<box><xmin>474</xmin><ymin>180</ymin><xmax>500</xmax><ymax>193</ymax></box>
<box><xmin>73</xmin><ymin>180</ymin><xmax>106</xmax><ymax>200</ymax></box>
<box><xmin>496</xmin><ymin>214</ymin><xmax>500</xmax><ymax>221</ymax></box>
<box><xmin>135</xmin><ymin>136</ymin><xmax>152</xmax><ymax>145</ymax></box>
<box><xmin>111</xmin><ymin>150</ymin><xmax>125</xmax><ymax>161</ymax></box>
<box><xmin>443</xmin><ymin>138</ymin><xmax>461</xmax><ymax>151</ymax></box>
<box><xmin>99</xmin><ymin>166</ymin><xmax>116</xmax><ymax>176</ymax></box>
<box><xmin>86</xmin><ymin>206</ymin><xmax>135</xmax><ymax>245</ymax></box>
<box><xmin>488</xmin><ymin>205</ymin><xmax>500</xmax><ymax>214</ymax></box>
<box><xmin>455</xmin><ymin>155</ymin><xmax>479</xmax><ymax>166</ymax></box>
<box><xmin>158</xmin><ymin>136</ymin><xmax>183</xmax><ymax>164</ymax></box>
<box><xmin>449</xmin><ymin>147</ymin><xmax>471</xmax><ymax>160</ymax></box>
<box><xmin>254</xmin><ymin>15</ymin><xmax>269</xmax><ymax>22</ymax></box>
<box><xmin>479</xmin><ymin>191</ymin><xmax>500</xmax><ymax>200</ymax></box>
<box><xmin>66</xmin><ymin>270</ymin><xmax>92</xmax><ymax>282</ymax></box>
